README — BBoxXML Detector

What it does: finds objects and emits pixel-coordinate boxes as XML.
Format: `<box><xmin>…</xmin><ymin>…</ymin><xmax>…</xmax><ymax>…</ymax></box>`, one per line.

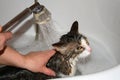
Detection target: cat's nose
<box><xmin>87</xmin><ymin>46</ymin><xmax>92</xmax><ymax>52</ymax></box>
<box><xmin>83</xmin><ymin>44</ymin><xmax>92</xmax><ymax>52</ymax></box>
<box><xmin>88</xmin><ymin>47</ymin><xmax>92</xmax><ymax>52</ymax></box>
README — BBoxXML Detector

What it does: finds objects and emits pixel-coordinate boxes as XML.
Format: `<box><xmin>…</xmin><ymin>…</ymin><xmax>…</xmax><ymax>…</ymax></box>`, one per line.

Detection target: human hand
<box><xmin>24</xmin><ymin>50</ymin><xmax>56</xmax><ymax>76</ymax></box>
<box><xmin>0</xmin><ymin>26</ymin><xmax>12</xmax><ymax>50</ymax></box>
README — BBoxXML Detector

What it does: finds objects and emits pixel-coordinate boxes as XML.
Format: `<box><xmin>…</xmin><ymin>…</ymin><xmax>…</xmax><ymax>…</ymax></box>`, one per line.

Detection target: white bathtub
<box><xmin>0</xmin><ymin>0</ymin><xmax>120</xmax><ymax>80</ymax></box>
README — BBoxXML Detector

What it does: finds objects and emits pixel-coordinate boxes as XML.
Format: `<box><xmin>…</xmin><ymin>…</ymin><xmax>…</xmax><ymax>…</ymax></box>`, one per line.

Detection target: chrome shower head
<box><xmin>1</xmin><ymin>1</ymin><xmax>51</xmax><ymax>32</ymax></box>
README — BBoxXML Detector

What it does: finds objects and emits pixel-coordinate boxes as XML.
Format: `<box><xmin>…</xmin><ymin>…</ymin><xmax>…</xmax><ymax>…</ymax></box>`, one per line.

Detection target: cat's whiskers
<box><xmin>78</xmin><ymin>53</ymin><xmax>91</xmax><ymax>64</ymax></box>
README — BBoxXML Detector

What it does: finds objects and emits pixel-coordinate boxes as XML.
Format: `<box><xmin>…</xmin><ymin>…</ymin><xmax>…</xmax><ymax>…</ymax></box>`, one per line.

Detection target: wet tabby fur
<box><xmin>0</xmin><ymin>21</ymin><xmax>91</xmax><ymax>80</ymax></box>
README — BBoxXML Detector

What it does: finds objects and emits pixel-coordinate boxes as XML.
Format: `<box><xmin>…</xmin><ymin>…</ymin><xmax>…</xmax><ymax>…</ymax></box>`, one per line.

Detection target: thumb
<box><xmin>42</xmin><ymin>67</ymin><xmax>56</xmax><ymax>76</ymax></box>
<box><xmin>46</xmin><ymin>50</ymin><xmax>56</xmax><ymax>59</ymax></box>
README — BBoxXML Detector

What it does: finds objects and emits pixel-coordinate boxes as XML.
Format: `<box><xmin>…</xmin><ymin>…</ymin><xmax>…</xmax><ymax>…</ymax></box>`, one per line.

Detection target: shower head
<box><xmin>32</xmin><ymin>0</ymin><xmax>51</xmax><ymax>40</ymax></box>
<box><xmin>1</xmin><ymin>1</ymin><xmax>51</xmax><ymax>32</ymax></box>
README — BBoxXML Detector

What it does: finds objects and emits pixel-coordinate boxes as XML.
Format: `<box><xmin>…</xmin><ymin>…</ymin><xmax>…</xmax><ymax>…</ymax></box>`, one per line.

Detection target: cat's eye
<box><xmin>77</xmin><ymin>46</ymin><xmax>80</xmax><ymax>50</ymax></box>
<box><xmin>76</xmin><ymin>46</ymin><xmax>84</xmax><ymax>51</ymax></box>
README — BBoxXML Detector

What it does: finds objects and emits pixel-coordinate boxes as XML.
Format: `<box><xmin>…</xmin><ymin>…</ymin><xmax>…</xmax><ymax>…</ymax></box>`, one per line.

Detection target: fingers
<box><xmin>2</xmin><ymin>32</ymin><xmax>12</xmax><ymax>40</ymax></box>
<box><xmin>0</xmin><ymin>26</ymin><xmax>12</xmax><ymax>39</ymax></box>
<box><xmin>42</xmin><ymin>50</ymin><xmax>56</xmax><ymax>76</ymax></box>
<box><xmin>0</xmin><ymin>26</ymin><xmax>2</xmax><ymax>32</ymax></box>
<box><xmin>0</xmin><ymin>25</ymin><xmax>12</xmax><ymax>40</ymax></box>
<box><xmin>42</xmin><ymin>67</ymin><xmax>56</xmax><ymax>76</ymax></box>
<box><xmin>0</xmin><ymin>32</ymin><xmax>12</xmax><ymax>44</ymax></box>
<box><xmin>0</xmin><ymin>31</ymin><xmax>12</xmax><ymax>50</ymax></box>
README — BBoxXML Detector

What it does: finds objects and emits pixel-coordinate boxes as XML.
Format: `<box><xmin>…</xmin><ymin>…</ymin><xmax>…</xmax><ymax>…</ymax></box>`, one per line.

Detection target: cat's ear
<box><xmin>69</xmin><ymin>21</ymin><xmax>79</xmax><ymax>34</ymax></box>
<box><xmin>52</xmin><ymin>42</ymin><xmax>67</xmax><ymax>55</ymax></box>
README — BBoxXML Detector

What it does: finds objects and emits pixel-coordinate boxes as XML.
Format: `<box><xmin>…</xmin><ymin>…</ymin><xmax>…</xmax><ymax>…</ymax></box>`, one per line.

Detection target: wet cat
<box><xmin>0</xmin><ymin>21</ymin><xmax>91</xmax><ymax>80</ymax></box>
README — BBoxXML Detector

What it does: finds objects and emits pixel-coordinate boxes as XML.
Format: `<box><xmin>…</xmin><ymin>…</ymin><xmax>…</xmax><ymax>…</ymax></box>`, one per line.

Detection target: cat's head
<box><xmin>52</xmin><ymin>21</ymin><xmax>91</xmax><ymax>61</ymax></box>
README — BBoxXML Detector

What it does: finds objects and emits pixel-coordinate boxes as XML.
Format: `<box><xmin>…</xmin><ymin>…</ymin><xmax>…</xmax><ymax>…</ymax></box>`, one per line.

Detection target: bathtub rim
<box><xmin>53</xmin><ymin>64</ymin><xmax>120</xmax><ymax>80</ymax></box>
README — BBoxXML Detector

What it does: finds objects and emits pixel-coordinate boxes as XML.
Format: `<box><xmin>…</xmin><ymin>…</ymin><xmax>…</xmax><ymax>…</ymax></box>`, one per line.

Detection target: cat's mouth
<box><xmin>77</xmin><ymin>50</ymin><xmax>91</xmax><ymax>63</ymax></box>
<box><xmin>80</xmin><ymin>50</ymin><xmax>91</xmax><ymax>58</ymax></box>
